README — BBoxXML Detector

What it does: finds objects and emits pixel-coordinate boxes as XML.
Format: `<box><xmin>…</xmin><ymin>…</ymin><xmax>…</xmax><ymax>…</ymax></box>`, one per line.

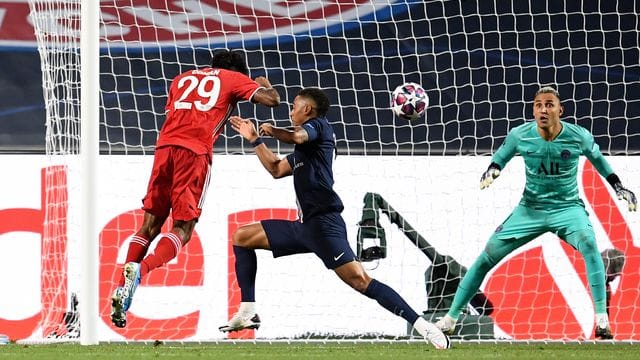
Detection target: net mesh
<box><xmin>24</xmin><ymin>0</ymin><xmax>640</xmax><ymax>342</ymax></box>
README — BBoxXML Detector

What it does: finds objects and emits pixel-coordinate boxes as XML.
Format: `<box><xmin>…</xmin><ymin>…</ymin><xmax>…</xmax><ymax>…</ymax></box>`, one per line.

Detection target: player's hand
<box><xmin>614</xmin><ymin>183</ymin><xmax>637</xmax><ymax>211</ymax></box>
<box><xmin>480</xmin><ymin>166</ymin><xmax>501</xmax><ymax>190</ymax></box>
<box><xmin>229</xmin><ymin>116</ymin><xmax>259</xmax><ymax>142</ymax></box>
<box><xmin>259</xmin><ymin>123</ymin><xmax>274</xmax><ymax>137</ymax></box>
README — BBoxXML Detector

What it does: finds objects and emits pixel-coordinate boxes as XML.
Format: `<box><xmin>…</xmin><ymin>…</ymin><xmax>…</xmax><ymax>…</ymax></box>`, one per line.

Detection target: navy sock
<box><xmin>364</xmin><ymin>279</ymin><xmax>419</xmax><ymax>324</ymax></box>
<box><xmin>233</xmin><ymin>245</ymin><xmax>257</xmax><ymax>302</ymax></box>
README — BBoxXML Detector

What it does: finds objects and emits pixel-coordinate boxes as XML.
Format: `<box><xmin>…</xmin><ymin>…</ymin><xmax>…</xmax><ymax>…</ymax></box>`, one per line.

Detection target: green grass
<box><xmin>1</xmin><ymin>342</ymin><xmax>639</xmax><ymax>359</ymax></box>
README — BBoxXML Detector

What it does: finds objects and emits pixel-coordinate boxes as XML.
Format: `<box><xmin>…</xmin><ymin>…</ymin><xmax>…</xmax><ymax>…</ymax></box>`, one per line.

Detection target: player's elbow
<box><xmin>261</xmin><ymin>96</ymin><xmax>280</xmax><ymax>108</ymax></box>
<box><xmin>265</xmin><ymin>95</ymin><xmax>280</xmax><ymax>107</ymax></box>
<box><xmin>268</xmin><ymin>161</ymin><xmax>291</xmax><ymax>179</ymax></box>
<box><xmin>265</xmin><ymin>163</ymin><xmax>282</xmax><ymax>179</ymax></box>
<box><xmin>270</xmin><ymin>168</ymin><xmax>289</xmax><ymax>179</ymax></box>
<box><xmin>254</xmin><ymin>89</ymin><xmax>280</xmax><ymax>107</ymax></box>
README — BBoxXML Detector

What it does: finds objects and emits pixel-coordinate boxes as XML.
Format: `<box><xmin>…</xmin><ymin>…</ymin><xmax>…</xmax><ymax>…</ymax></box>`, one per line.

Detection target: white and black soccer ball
<box><xmin>391</xmin><ymin>82</ymin><xmax>428</xmax><ymax>121</ymax></box>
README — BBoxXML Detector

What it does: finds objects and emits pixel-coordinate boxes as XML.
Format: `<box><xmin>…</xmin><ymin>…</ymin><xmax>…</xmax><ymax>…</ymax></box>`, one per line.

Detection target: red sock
<box><xmin>140</xmin><ymin>231</ymin><xmax>183</xmax><ymax>278</ymax></box>
<box><xmin>118</xmin><ymin>234</ymin><xmax>150</xmax><ymax>286</ymax></box>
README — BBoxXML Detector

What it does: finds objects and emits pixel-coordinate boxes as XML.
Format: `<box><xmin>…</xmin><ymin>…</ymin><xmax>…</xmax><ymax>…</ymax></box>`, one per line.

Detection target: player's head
<box><xmin>290</xmin><ymin>87</ymin><xmax>330</xmax><ymax>125</ymax></box>
<box><xmin>533</xmin><ymin>86</ymin><xmax>564</xmax><ymax>129</ymax></box>
<box><xmin>210</xmin><ymin>49</ymin><xmax>249</xmax><ymax>76</ymax></box>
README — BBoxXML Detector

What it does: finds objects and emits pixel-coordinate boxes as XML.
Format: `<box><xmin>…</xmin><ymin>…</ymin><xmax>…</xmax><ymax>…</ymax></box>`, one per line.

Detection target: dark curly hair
<box><xmin>210</xmin><ymin>49</ymin><xmax>249</xmax><ymax>76</ymax></box>
<box><xmin>298</xmin><ymin>87</ymin><xmax>330</xmax><ymax>117</ymax></box>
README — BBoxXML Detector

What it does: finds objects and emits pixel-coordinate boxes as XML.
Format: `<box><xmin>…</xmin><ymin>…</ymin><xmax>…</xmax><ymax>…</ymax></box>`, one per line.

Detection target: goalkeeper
<box><xmin>436</xmin><ymin>86</ymin><xmax>636</xmax><ymax>339</ymax></box>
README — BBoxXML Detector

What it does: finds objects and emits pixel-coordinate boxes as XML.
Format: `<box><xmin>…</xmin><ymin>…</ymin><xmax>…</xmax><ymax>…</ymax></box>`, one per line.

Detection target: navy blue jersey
<box><xmin>286</xmin><ymin>117</ymin><xmax>344</xmax><ymax>220</ymax></box>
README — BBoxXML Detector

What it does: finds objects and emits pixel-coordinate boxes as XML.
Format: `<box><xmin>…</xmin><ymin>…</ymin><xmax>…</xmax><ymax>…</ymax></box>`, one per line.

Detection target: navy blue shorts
<box><xmin>261</xmin><ymin>212</ymin><xmax>357</xmax><ymax>269</ymax></box>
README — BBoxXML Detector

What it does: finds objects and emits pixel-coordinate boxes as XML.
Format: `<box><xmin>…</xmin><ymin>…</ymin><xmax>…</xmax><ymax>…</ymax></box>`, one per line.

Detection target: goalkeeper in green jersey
<box><xmin>435</xmin><ymin>86</ymin><xmax>637</xmax><ymax>339</ymax></box>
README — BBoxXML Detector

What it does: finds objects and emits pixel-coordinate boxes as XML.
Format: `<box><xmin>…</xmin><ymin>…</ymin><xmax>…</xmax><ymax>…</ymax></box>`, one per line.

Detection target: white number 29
<box><xmin>174</xmin><ymin>75</ymin><xmax>221</xmax><ymax>111</ymax></box>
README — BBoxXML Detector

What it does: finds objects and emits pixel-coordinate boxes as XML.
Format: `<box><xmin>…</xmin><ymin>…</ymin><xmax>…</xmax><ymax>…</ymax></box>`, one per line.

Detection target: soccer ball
<box><xmin>391</xmin><ymin>82</ymin><xmax>428</xmax><ymax>120</ymax></box>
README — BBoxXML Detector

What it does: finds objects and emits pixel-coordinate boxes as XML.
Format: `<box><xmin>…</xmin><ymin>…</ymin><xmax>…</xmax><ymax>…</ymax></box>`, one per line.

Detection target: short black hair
<box><xmin>210</xmin><ymin>49</ymin><xmax>249</xmax><ymax>76</ymax></box>
<box><xmin>298</xmin><ymin>87</ymin><xmax>330</xmax><ymax>117</ymax></box>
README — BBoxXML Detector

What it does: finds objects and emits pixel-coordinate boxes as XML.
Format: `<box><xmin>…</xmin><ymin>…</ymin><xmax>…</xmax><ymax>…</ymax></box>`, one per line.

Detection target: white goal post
<box><xmin>19</xmin><ymin>0</ymin><xmax>640</xmax><ymax>344</ymax></box>
<box><xmin>79</xmin><ymin>0</ymin><xmax>100</xmax><ymax>345</ymax></box>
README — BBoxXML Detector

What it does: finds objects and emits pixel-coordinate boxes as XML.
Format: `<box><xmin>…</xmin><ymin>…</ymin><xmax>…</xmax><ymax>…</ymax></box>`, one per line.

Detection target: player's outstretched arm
<box><xmin>606</xmin><ymin>174</ymin><xmax>637</xmax><ymax>212</ymax></box>
<box><xmin>229</xmin><ymin>116</ymin><xmax>292</xmax><ymax>179</ymax></box>
<box><xmin>480</xmin><ymin>163</ymin><xmax>502</xmax><ymax>190</ymax></box>
<box><xmin>259</xmin><ymin>123</ymin><xmax>308</xmax><ymax>145</ymax></box>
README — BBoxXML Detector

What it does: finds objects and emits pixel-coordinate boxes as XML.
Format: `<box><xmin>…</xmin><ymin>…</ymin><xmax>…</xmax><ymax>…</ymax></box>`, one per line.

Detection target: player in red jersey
<box><xmin>110</xmin><ymin>49</ymin><xmax>280</xmax><ymax>328</ymax></box>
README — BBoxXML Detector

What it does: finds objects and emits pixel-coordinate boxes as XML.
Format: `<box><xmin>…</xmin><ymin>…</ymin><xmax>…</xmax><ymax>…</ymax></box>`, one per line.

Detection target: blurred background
<box><xmin>1</xmin><ymin>0</ymin><xmax>638</xmax><ymax>156</ymax></box>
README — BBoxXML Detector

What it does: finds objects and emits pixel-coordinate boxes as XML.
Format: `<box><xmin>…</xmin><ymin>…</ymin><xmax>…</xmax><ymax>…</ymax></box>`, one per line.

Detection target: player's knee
<box><xmin>571</xmin><ymin>231</ymin><xmax>598</xmax><ymax>255</ymax></box>
<box><xmin>232</xmin><ymin>226</ymin><xmax>252</xmax><ymax>247</ymax></box>
<box><xmin>231</xmin><ymin>229</ymin><xmax>245</xmax><ymax>246</ymax></box>
<box><xmin>483</xmin><ymin>237</ymin><xmax>515</xmax><ymax>265</ymax></box>
<box><xmin>348</xmin><ymin>272</ymin><xmax>372</xmax><ymax>293</ymax></box>
<box><xmin>476</xmin><ymin>251</ymin><xmax>498</xmax><ymax>272</ymax></box>
<box><xmin>140</xmin><ymin>212</ymin><xmax>166</xmax><ymax>239</ymax></box>
<box><xmin>138</xmin><ymin>223</ymin><xmax>161</xmax><ymax>240</ymax></box>
<box><xmin>578</xmin><ymin>238</ymin><xmax>598</xmax><ymax>255</ymax></box>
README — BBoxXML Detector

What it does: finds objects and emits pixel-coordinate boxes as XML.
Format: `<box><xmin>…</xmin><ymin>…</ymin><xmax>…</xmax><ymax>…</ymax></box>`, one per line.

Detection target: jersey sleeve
<box><xmin>580</xmin><ymin>126</ymin><xmax>614</xmax><ymax>177</ymax></box>
<box><xmin>226</xmin><ymin>71</ymin><xmax>262</xmax><ymax>102</ymax></box>
<box><xmin>302</xmin><ymin>119</ymin><xmax>320</xmax><ymax>142</ymax></box>
<box><xmin>491</xmin><ymin>127</ymin><xmax>519</xmax><ymax>169</ymax></box>
<box><xmin>286</xmin><ymin>153</ymin><xmax>295</xmax><ymax>168</ymax></box>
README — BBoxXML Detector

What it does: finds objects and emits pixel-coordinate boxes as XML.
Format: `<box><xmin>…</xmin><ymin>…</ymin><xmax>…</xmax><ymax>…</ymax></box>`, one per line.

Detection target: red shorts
<box><xmin>142</xmin><ymin>146</ymin><xmax>211</xmax><ymax>221</ymax></box>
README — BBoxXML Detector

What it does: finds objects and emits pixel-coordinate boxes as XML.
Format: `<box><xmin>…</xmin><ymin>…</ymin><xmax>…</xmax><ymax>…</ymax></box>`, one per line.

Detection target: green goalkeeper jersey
<box><xmin>492</xmin><ymin>121</ymin><xmax>614</xmax><ymax>210</ymax></box>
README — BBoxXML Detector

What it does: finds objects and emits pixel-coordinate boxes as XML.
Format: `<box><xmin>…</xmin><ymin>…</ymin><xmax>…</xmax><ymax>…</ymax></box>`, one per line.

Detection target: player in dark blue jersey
<box><xmin>220</xmin><ymin>87</ymin><xmax>450</xmax><ymax>349</ymax></box>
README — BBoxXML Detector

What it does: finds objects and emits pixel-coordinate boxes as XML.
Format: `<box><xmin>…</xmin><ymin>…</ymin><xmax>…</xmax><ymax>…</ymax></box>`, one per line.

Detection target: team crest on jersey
<box><xmin>0</xmin><ymin>0</ymin><xmax>393</xmax><ymax>48</ymax></box>
<box><xmin>561</xmin><ymin>149</ymin><xmax>571</xmax><ymax>160</ymax></box>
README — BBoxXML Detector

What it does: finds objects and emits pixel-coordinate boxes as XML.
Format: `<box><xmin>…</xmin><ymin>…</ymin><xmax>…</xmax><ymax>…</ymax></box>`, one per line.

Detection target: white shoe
<box><xmin>414</xmin><ymin>317</ymin><xmax>451</xmax><ymax>350</ymax></box>
<box><xmin>435</xmin><ymin>314</ymin><xmax>456</xmax><ymax>335</ymax></box>
<box><xmin>219</xmin><ymin>312</ymin><xmax>261</xmax><ymax>332</ymax></box>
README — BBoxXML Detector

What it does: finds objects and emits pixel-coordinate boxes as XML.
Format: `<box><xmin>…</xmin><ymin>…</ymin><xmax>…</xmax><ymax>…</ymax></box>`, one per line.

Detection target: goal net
<box><xmin>25</xmin><ymin>0</ymin><xmax>640</xmax><ymax>343</ymax></box>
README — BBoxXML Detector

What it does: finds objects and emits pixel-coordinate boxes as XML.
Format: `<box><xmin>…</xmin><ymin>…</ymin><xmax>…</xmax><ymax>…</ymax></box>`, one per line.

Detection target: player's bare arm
<box><xmin>260</xmin><ymin>123</ymin><xmax>309</xmax><ymax>145</ymax></box>
<box><xmin>229</xmin><ymin>116</ymin><xmax>292</xmax><ymax>178</ymax></box>
<box><xmin>251</xmin><ymin>76</ymin><xmax>280</xmax><ymax>106</ymax></box>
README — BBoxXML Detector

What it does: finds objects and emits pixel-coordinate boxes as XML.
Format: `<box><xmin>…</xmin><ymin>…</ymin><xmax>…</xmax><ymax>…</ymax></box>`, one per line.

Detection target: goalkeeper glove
<box><xmin>614</xmin><ymin>183</ymin><xmax>637</xmax><ymax>212</ymax></box>
<box><xmin>480</xmin><ymin>163</ymin><xmax>501</xmax><ymax>190</ymax></box>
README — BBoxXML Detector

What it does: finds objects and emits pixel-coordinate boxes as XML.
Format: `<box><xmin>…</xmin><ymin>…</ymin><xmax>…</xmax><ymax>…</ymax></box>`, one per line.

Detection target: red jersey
<box><xmin>157</xmin><ymin>67</ymin><xmax>262</xmax><ymax>154</ymax></box>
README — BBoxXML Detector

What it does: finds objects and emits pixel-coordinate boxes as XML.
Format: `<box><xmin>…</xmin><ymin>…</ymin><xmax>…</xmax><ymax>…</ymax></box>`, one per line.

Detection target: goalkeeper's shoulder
<box><xmin>507</xmin><ymin>121</ymin><xmax>536</xmax><ymax>137</ymax></box>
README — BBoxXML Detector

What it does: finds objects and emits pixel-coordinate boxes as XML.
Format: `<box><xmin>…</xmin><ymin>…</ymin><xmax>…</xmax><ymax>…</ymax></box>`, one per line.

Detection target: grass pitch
<box><xmin>1</xmin><ymin>342</ymin><xmax>639</xmax><ymax>359</ymax></box>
